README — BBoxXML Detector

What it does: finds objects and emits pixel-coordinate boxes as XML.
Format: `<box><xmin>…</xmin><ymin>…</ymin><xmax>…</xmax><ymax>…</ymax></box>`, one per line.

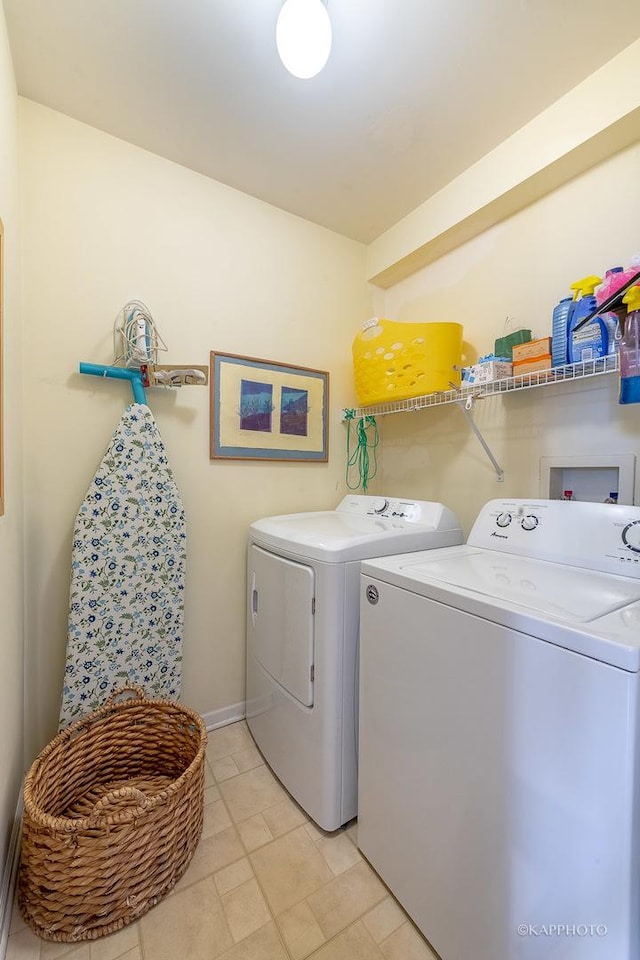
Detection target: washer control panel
<box><xmin>493</xmin><ymin>509</ymin><xmax>539</xmax><ymax>532</ymax></box>
<box><xmin>468</xmin><ymin>499</ymin><xmax>640</xmax><ymax>577</ymax></box>
<box><xmin>622</xmin><ymin>520</ymin><xmax>640</xmax><ymax>554</ymax></box>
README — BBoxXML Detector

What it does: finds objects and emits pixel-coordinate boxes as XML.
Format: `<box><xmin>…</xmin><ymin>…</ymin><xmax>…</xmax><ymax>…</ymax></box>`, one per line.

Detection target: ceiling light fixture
<box><xmin>276</xmin><ymin>0</ymin><xmax>332</xmax><ymax>80</ymax></box>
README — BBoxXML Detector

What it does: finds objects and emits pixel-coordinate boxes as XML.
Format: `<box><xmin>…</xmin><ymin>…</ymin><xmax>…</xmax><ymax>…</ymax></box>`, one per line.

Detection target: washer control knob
<box><xmin>496</xmin><ymin>513</ymin><xmax>512</xmax><ymax>528</ymax></box>
<box><xmin>622</xmin><ymin>520</ymin><xmax>640</xmax><ymax>553</ymax></box>
<box><xmin>372</xmin><ymin>498</ymin><xmax>389</xmax><ymax>514</ymax></box>
<box><xmin>521</xmin><ymin>514</ymin><xmax>539</xmax><ymax>531</ymax></box>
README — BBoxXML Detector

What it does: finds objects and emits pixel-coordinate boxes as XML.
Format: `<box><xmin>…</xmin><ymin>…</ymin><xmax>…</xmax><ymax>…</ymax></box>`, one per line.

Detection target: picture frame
<box><xmin>209</xmin><ymin>352</ymin><xmax>329</xmax><ymax>462</ymax></box>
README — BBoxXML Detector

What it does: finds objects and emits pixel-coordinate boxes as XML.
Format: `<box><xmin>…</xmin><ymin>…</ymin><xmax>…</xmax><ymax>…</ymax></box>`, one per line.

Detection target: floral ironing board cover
<box><xmin>60</xmin><ymin>403</ymin><xmax>186</xmax><ymax>727</ymax></box>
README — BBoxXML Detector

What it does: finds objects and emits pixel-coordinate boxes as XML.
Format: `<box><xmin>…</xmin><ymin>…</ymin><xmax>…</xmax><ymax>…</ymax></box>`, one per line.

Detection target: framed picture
<box><xmin>210</xmin><ymin>352</ymin><xmax>329</xmax><ymax>462</ymax></box>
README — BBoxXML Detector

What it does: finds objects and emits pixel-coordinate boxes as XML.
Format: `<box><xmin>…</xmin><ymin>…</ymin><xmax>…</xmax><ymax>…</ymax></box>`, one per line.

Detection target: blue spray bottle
<box><xmin>551</xmin><ymin>297</ymin><xmax>574</xmax><ymax>367</ymax></box>
<box><xmin>567</xmin><ymin>275</ymin><xmax>608</xmax><ymax>364</ymax></box>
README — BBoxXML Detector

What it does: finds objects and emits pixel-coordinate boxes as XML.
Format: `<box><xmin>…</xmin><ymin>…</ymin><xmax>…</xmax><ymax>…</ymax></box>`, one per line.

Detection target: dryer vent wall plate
<box><xmin>540</xmin><ymin>455</ymin><xmax>636</xmax><ymax>505</ymax></box>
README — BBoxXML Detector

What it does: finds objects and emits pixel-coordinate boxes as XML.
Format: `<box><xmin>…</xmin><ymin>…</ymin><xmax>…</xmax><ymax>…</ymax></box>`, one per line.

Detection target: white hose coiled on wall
<box><xmin>113</xmin><ymin>300</ymin><xmax>167</xmax><ymax>368</ymax></box>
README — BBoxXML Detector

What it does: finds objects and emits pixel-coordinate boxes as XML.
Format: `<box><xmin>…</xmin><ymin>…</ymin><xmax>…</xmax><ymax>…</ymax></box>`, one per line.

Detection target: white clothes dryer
<box><xmin>358</xmin><ymin>498</ymin><xmax>640</xmax><ymax>960</ymax></box>
<box><xmin>246</xmin><ymin>494</ymin><xmax>462</xmax><ymax>830</ymax></box>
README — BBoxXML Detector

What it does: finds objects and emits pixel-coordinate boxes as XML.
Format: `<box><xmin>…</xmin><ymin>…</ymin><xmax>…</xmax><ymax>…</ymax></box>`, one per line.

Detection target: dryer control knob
<box><xmin>496</xmin><ymin>513</ymin><xmax>512</xmax><ymax>528</ymax></box>
<box><xmin>521</xmin><ymin>515</ymin><xmax>539</xmax><ymax>531</ymax></box>
<box><xmin>372</xmin><ymin>499</ymin><xmax>389</xmax><ymax>514</ymax></box>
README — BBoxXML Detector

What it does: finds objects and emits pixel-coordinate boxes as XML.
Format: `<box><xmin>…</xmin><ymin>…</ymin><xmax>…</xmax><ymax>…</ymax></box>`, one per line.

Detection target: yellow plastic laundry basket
<box><xmin>352</xmin><ymin>318</ymin><xmax>463</xmax><ymax>405</ymax></box>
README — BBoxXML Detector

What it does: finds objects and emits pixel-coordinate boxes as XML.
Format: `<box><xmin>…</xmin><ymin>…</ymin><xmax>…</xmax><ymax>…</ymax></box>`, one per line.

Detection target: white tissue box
<box><xmin>463</xmin><ymin>361</ymin><xmax>512</xmax><ymax>384</ymax></box>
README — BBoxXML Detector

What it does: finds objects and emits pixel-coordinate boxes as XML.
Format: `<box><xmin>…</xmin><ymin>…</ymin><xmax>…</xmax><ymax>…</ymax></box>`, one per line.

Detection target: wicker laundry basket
<box><xmin>18</xmin><ymin>686</ymin><xmax>207</xmax><ymax>942</ymax></box>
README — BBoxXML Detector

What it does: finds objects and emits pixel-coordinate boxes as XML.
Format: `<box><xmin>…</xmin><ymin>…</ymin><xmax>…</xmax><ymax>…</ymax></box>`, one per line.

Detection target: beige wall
<box><xmin>0</xmin><ymin>3</ymin><xmax>24</xmax><ymax>887</ymax></box>
<box><xmin>19</xmin><ymin>100</ymin><xmax>370</xmax><ymax>757</ymax></box>
<box><xmin>373</xmin><ymin>141</ymin><xmax>640</xmax><ymax>534</ymax></box>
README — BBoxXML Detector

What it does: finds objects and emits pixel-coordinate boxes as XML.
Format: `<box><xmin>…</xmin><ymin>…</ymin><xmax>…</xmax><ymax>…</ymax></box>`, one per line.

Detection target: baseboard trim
<box><xmin>202</xmin><ymin>701</ymin><xmax>246</xmax><ymax>732</ymax></box>
<box><xmin>0</xmin><ymin>792</ymin><xmax>23</xmax><ymax>960</ymax></box>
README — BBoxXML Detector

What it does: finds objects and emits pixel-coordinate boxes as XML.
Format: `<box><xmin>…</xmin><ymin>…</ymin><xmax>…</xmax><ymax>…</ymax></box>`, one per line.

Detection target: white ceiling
<box><xmin>4</xmin><ymin>0</ymin><xmax>640</xmax><ymax>243</ymax></box>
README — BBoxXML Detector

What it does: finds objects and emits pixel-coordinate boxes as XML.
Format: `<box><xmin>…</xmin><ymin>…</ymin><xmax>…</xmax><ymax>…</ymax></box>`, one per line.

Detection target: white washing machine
<box><xmin>358</xmin><ymin>498</ymin><xmax>640</xmax><ymax>960</ymax></box>
<box><xmin>245</xmin><ymin>494</ymin><xmax>462</xmax><ymax>831</ymax></box>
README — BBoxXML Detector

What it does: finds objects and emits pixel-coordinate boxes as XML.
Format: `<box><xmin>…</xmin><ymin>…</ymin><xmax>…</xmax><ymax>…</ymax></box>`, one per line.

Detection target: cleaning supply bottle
<box><xmin>596</xmin><ymin>257</ymin><xmax>640</xmax><ymax>304</ymax></box>
<box><xmin>619</xmin><ymin>286</ymin><xmax>640</xmax><ymax>404</ymax></box>
<box><xmin>567</xmin><ymin>275</ymin><xmax>608</xmax><ymax>364</ymax></box>
<box><xmin>551</xmin><ymin>296</ymin><xmax>573</xmax><ymax>367</ymax></box>
<box><xmin>596</xmin><ymin>268</ymin><xmax>623</xmax><ymax>353</ymax></box>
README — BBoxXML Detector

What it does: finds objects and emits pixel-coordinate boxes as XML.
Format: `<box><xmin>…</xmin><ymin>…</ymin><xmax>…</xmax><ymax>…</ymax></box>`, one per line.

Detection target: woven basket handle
<box><xmin>104</xmin><ymin>685</ymin><xmax>148</xmax><ymax>709</ymax></box>
<box><xmin>89</xmin><ymin>786</ymin><xmax>149</xmax><ymax>822</ymax></box>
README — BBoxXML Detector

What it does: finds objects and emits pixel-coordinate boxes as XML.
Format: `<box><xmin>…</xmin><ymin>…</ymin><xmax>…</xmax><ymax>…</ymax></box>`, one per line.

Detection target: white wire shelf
<box><xmin>342</xmin><ymin>353</ymin><xmax>620</xmax><ymax>420</ymax></box>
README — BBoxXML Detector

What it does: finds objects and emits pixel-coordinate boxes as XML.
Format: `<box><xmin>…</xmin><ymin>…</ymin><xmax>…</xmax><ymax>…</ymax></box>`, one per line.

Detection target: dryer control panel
<box><xmin>468</xmin><ymin>499</ymin><xmax>640</xmax><ymax>577</ymax></box>
<box><xmin>337</xmin><ymin>494</ymin><xmax>456</xmax><ymax>527</ymax></box>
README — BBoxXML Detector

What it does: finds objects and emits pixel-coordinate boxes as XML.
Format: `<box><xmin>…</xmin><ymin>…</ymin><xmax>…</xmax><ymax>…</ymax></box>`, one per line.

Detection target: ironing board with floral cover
<box><xmin>59</xmin><ymin>403</ymin><xmax>186</xmax><ymax>728</ymax></box>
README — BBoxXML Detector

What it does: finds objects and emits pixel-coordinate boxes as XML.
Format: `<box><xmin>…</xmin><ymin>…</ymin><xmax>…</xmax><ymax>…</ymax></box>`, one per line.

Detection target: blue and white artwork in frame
<box><xmin>210</xmin><ymin>352</ymin><xmax>329</xmax><ymax>461</ymax></box>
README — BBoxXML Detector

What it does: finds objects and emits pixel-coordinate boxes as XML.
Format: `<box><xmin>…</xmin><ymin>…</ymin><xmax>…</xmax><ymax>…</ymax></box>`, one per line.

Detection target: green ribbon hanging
<box><xmin>344</xmin><ymin>410</ymin><xmax>379</xmax><ymax>492</ymax></box>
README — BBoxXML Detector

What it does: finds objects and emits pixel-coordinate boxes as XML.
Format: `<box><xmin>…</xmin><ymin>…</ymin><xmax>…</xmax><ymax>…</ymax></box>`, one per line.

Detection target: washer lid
<box><xmin>361</xmin><ymin>545</ymin><xmax>640</xmax><ymax>671</ymax></box>
<box><xmin>250</xmin><ymin>509</ymin><xmax>462</xmax><ymax>563</ymax></box>
<box><xmin>404</xmin><ymin>550</ymin><xmax>640</xmax><ymax>622</ymax></box>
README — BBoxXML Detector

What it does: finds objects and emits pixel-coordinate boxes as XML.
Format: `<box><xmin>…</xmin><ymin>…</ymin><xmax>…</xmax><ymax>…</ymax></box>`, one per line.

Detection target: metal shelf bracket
<box><xmin>456</xmin><ymin>395</ymin><xmax>504</xmax><ymax>482</ymax></box>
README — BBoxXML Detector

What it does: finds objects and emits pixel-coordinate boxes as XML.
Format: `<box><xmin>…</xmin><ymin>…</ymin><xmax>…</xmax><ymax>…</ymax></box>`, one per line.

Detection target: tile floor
<box><xmin>7</xmin><ymin>721</ymin><xmax>437</xmax><ymax>960</ymax></box>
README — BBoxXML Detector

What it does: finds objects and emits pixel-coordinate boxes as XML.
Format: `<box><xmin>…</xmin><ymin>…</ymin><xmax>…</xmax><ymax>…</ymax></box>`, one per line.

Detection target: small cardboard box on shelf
<box><xmin>512</xmin><ymin>337</ymin><xmax>553</xmax><ymax>364</ymax></box>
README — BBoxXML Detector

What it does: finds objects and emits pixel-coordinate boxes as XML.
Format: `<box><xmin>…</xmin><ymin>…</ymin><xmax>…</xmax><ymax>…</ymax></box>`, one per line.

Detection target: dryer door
<box><xmin>248</xmin><ymin>544</ymin><xmax>315</xmax><ymax>706</ymax></box>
